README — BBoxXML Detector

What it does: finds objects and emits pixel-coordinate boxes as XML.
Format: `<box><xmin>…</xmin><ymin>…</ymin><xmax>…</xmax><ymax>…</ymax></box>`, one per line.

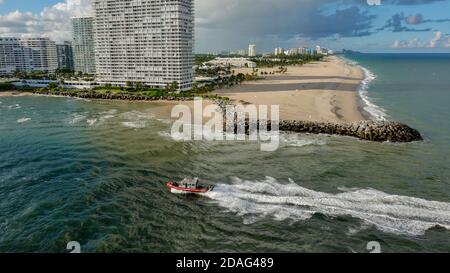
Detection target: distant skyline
<box><xmin>0</xmin><ymin>0</ymin><xmax>450</xmax><ymax>53</ymax></box>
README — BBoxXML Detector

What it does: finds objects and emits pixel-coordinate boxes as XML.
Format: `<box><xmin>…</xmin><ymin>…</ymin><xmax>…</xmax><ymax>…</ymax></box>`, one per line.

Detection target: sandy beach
<box><xmin>0</xmin><ymin>91</ymin><xmax>32</xmax><ymax>97</ymax></box>
<box><xmin>1</xmin><ymin>56</ymin><xmax>368</xmax><ymax>123</ymax></box>
<box><xmin>214</xmin><ymin>56</ymin><xmax>367</xmax><ymax>123</ymax></box>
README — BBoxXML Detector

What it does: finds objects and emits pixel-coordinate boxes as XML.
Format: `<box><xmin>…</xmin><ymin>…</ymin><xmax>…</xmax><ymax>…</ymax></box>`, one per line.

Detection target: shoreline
<box><xmin>213</xmin><ymin>55</ymin><xmax>370</xmax><ymax>123</ymax></box>
<box><xmin>1</xmin><ymin>56</ymin><xmax>377</xmax><ymax>124</ymax></box>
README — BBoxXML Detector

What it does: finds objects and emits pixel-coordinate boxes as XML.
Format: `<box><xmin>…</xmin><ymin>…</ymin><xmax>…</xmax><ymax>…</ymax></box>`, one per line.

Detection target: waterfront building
<box><xmin>72</xmin><ymin>17</ymin><xmax>96</xmax><ymax>74</ymax></box>
<box><xmin>248</xmin><ymin>44</ymin><xmax>256</xmax><ymax>57</ymax></box>
<box><xmin>93</xmin><ymin>0</ymin><xmax>195</xmax><ymax>90</ymax></box>
<box><xmin>56</xmin><ymin>41</ymin><xmax>74</xmax><ymax>71</ymax></box>
<box><xmin>206</xmin><ymin>57</ymin><xmax>256</xmax><ymax>68</ymax></box>
<box><xmin>0</xmin><ymin>37</ymin><xmax>57</xmax><ymax>75</ymax></box>
<box><xmin>274</xmin><ymin>48</ymin><xmax>284</xmax><ymax>56</ymax></box>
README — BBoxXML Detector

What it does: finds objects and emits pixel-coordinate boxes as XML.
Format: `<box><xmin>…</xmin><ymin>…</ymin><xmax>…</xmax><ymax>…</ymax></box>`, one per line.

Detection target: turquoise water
<box><xmin>0</xmin><ymin>54</ymin><xmax>450</xmax><ymax>252</ymax></box>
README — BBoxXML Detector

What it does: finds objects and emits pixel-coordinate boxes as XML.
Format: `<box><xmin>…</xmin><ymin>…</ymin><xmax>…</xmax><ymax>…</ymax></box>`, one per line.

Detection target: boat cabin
<box><xmin>178</xmin><ymin>178</ymin><xmax>199</xmax><ymax>189</ymax></box>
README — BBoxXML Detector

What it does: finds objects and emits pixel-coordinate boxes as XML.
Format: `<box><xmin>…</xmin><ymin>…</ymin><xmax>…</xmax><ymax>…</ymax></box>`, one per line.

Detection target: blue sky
<box><xmin>1</xmin><ymin>0</ymin><xmax>450</xmax><ymax>53</ymax></box>
<box><xmin>0</xmin><ymin>0</ymin><xmax>60</xmax><ymax>13</ymax></box>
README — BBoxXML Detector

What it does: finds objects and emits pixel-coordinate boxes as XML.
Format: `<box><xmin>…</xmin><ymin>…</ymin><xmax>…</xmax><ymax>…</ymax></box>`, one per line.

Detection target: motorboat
<box><xmin>166</xmin><ymin>178</ymin><xmax>214</xmax><ymax>194</ymax></box>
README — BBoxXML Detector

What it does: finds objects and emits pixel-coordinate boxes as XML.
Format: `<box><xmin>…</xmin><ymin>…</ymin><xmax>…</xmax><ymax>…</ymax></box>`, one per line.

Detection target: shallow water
<box><xmin>1</xmin><ymin>54</ymin><xmax>450</xmax><ymax>252</ymax></box>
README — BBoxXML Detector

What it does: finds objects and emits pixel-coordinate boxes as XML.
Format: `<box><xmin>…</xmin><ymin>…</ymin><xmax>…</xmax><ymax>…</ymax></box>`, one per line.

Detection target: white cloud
<box><xmin>426</xmin><ymin>31</ymin><xmax>442</xmax><ymax>48</ymax></box>
<box><xmin>391</xmin><ymin>31</ymin><xmax>450</xmax><ymax>49</ymax></box>
<box><xmin>0</xmin><ymin>0</ymin><xmax>92</xmax><ymax>42</ymax></box>
<box><xmin>0</xmin><ymin>0</ymin><xmax>375</xmax><ymax>51</ymax></box>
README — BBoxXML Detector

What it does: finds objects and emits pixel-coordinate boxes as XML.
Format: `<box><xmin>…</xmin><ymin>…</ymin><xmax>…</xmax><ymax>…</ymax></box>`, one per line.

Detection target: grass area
<box><xmin>251</xmin><ymin>54</ymin><xmax>324</xmax><ymax>68</ymax></box>
<box><xmin>22</xmin><ymin>86</ymin><xmax>230</xmax><ymax>101</ymax></box>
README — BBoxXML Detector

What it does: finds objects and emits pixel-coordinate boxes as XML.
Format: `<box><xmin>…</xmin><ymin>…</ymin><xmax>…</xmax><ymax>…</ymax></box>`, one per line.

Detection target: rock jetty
<box><xmin>278</xmin><ymin>120</ymin><xmax>423</xmax><ymax>142</ymax></box>
<box><xmin>217</xmin><ymin>100</ymin><xmax>423</xmax><ymax>143</ymax></box>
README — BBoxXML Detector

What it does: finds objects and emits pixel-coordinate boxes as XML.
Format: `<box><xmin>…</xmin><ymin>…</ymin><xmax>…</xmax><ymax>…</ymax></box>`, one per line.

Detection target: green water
<box><xmin>0</xmin><ymin>54</ymin><xmax>449</xmax><ymax>252</ymax></box>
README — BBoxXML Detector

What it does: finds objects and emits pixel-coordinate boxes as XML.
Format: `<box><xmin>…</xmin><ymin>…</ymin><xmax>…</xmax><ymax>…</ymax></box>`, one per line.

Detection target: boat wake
<box><xmin>204</xmin><ymin>177</ymin><xmax>450</xmax><ymax>236</ymax></box>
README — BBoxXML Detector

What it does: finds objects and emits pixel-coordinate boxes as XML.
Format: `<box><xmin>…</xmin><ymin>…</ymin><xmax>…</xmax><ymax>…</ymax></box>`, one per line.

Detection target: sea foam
<box><xmin>342</xmin><ymin>57</ymin><xmax>388</xmax><ymax>121</ymax></box>
<box><xmin>358</xmin><ymin>66</ymin><xmax>388</xmax><ymax>121</ymax></box>
<box><xmin>205</xmin><ymin>177</ymin><xmax>450</xmax><ymax>236</ymax></box>
<box><xmin>17</xmin><ymin>118</ymin><xmax>31</xmax><ymax>123</ymax></box>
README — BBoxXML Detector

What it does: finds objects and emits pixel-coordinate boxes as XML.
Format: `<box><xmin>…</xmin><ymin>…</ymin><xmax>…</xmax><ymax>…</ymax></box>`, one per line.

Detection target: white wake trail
<box><xmin>205</xmin><ymin>177</ymin><xmax>450</xmax><ymax>236</ymax></box>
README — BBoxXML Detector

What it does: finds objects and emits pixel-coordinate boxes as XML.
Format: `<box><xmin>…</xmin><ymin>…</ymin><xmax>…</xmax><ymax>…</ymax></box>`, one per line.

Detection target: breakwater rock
<box><xmin>217</xmin><ymin>101</ymin><xmax>423</xmax><ymax>143</ymax></box>
<box><xmin>230</xmin><ymin>119</ymin><xmax>423</xmax><ymax>142</ymax></box>
<box><xmin>227</xmin><ymin>119</ymin><xmax>423</xmax><ymax>143</ymax></box>
<box><xmin>278</xmin><ymin>120</ymin><xmax>423</xmax><ymax>142</ymax></box>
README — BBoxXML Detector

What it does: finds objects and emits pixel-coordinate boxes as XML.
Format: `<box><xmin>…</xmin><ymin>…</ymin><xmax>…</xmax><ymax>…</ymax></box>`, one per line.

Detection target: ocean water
<box><xmin>1</xmin><ymin>54</ymin><xmax>450</xmax><ymax>252</ymax></box>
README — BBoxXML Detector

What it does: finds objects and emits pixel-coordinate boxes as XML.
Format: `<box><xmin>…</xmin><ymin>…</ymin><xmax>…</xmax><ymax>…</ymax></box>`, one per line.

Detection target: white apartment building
<box><xmin>0</xmin><ymin>37</ymin><xmax>57</xmax><ymax>76</ymax></box>
<box><xmin>93</xmin><ymin>0</ymin><xmax>195</xmax><ymax>90</ymax></box>
<box><xmin>248</xmin><ymin>44</ymin><xmax>256</xmax><ymax>57</ymax></box>
<box><xmin>206</xmin><ymin>57</ymin><xmax>256</xmax><ymax>68</ymax></box>
<box><xmin>274</xmin><ymin>47</ymin><xmax>284</xmax><ymax>56</ymax></box>
<box><xmin>0</xmin><ymin>38</ymin><xmax>21</xmax><ymax>75</ymax></box>
<box><xmin>72</xmin><ymin>17</ymin><xmax>96</xmax><ymax>74</ymax></box>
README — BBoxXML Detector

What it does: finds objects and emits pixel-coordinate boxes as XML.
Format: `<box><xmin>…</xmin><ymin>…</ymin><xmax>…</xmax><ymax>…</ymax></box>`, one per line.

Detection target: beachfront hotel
<box><xmin>93</xmin><ymin>0</ymin><xmax>195</xmax><ymax>90</ymax></box>
<box><xmin>72</xmin><ymin>17</ymin><xmax>96</xmax><ymax>75</ymax></box>
<box><xmin>0</xmin><ymin>37</ymin><xmax>58</xmax><ymax>76</ymax></box>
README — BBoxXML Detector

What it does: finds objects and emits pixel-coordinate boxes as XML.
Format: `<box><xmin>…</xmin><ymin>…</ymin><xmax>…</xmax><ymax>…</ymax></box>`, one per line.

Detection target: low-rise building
<box><xmin>13</xmin><ymin>79</ymin><xmax>99</xmax><ymax>90</ymax></box>
<box><xmin>206</xmin><ymin>58</ymin><xmax>256</xmax><ymax>68</ymax></box>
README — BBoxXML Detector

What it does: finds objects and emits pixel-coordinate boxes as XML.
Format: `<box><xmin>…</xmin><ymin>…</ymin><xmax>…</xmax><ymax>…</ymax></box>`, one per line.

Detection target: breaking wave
<box><xmin>122</xmin><ymin>121</ymin><xmax>147</xmax><ymax>129</ymax></box>
<box><xmin>69</xmin><ymin>113</ymin><xmax>87</xmax><ymax>124</ymax></box>
<box><xmin>358</xmin><ymin>66</ymin><xmax>388</xmax><ymax>121</ymax></box>
<box><xmin>8</xmin><ymin>104</ymin><xmax>21</xmax><ymax>109</ymax></box>
<box><xmin>279</xmin><ymin>133</ymin><xmax>327</xmax><ymax>147</ymax></box>
<box><xmin>17</xmin><ymin>118</ymin><xmax>31</xmax><ymax>123</ymax></box>
<box><xmin>87</xmin><ymin>119</ymin><xmax>98</xmax><ymax>126</ymax></box>
<box><xmin>205</xmin><ymin>177</ymin><xmax>450</xmax><ymax>236</ymax></box>
<box><xmin>342</xmin><ymin>57</ymin><xmax>388</xmax><ymax>121</ymax></box>
<box><xmin>120</xmin><ymin>111</ymin><xmax>154</xmax><ymax>129</ymax></box>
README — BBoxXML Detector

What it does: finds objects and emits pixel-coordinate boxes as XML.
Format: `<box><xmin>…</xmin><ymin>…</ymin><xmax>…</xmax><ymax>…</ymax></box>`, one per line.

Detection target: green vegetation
<box><xmin>12</xmin><ymin>69</ymin><xmax>94</xmax><ymax>81</ymax></box>
<box><xmin>24</xmin><ymin>81</ymin><xmax>230</xmax><ymax>101</ymax></box>
<box><xmin>0</xmin><ymin>82</ymin><xmax>16</xmax><ymax>91</ymax></box>
<box><xmin>195</xmin><ymin>54</ymin><xmax>217</xmax><ymax>66</ymax></box>
<box><xmin>252</xmin><ymin>53</ymin><xmax>324</xmax><ymax>68</ymax></box>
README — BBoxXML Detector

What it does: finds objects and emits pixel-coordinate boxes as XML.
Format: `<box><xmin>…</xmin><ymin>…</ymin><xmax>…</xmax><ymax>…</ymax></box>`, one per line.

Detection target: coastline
<box><xmin>1</xmin><ymin>56</ymin><xmax>376</xmax><ymax>124</ymax></box>
<box><xmin>213</xmin><ymin>55</ymin><xmax>370</xmax><ymax>123</ymax></box>
<box><xmin>340</xmin><ymin>56</ymin><xmax>388</xmax><ymax>121</ymax></box>
<box><xmin>0</xmin><ymin>91</ymin><xmax>33</xmax><ymax>97</ymax></box>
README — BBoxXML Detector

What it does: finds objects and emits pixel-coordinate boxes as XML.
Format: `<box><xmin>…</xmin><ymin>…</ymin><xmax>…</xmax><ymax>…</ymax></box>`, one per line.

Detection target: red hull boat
<box><xmin>166</xmin><ymin>178</ymin><xmax>214</xmax><ymax>194</ymax></box>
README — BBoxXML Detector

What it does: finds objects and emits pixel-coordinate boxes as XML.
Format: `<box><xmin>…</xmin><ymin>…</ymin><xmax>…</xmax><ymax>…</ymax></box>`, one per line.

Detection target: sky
<box><xmin>0</xmin><ymin>0</ymin><xmax>450</xmax><ymax>53</ymax></box>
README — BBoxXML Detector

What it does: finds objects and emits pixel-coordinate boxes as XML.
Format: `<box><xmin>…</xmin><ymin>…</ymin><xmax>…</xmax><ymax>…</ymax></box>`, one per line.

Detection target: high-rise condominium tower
<box><xmin>93</xmin><ymin>0</ymin><xmax>195</xmax><ymax>90</ymax></box>
<box><xmin>248</xmin><ymin>44</ymin><xmax>256</xmax><ymax>57</ymax></box>
<box><xmin>56</xmin><ymin>41</ymin><xmax>75</xmax><ymax>71</ymax></box>
<box><xmin>72</xmin><ymin>17</ymin><xmax>96</xmax><ymax>74</ymax></box>
<box><xmin>0</xmin><ymin>37</ymin><xmax>57</xmax><ymax>75</ymax></box>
